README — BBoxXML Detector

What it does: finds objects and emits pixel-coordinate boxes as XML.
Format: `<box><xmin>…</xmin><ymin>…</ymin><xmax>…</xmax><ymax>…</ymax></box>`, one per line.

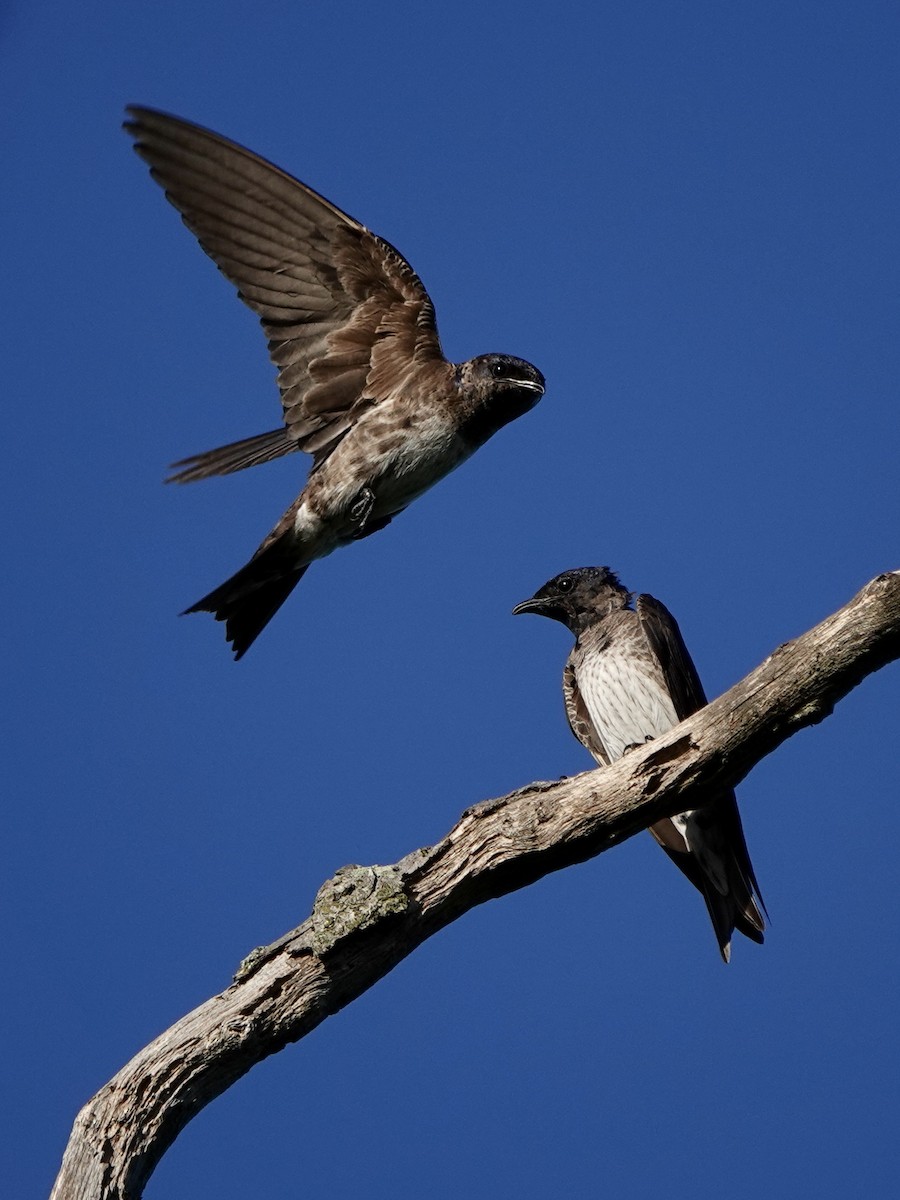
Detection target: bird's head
<box><xmin>465</xmin><ymin>353</ymin><xmax>545</xmax><ymax>401</ymax></box>
<box><xmin>455</xmin><ymin>355</ymin><xmax>545</xmax><ymax>446</ymax></box>
<box><xmin>512</xmin><ymin>566</ymin><xmax>629</xmax><ymax>636</ymax></box>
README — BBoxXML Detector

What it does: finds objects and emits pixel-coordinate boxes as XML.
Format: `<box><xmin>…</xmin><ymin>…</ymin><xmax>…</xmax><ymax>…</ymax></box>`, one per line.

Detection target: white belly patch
<box><xmin>578</xmin><ymin>648</ymin><xmax>679</xmax><ymax>762</ymax></box>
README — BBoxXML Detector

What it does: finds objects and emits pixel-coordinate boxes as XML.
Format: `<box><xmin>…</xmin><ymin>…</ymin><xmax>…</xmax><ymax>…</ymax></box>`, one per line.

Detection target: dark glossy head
<box><xmin>464</xmin><ymin>354</ymin><xmax>545</xmax><ymax>395</ymax></box>
<box><xmin>512</xmin><ymin>566</ymin><xmax>629</xmax><ymax>636</ymax></box>
<box><xmin>455</xmin><ymin>354</ymin><xmax>545</xmax><ymax>448</ymax></box>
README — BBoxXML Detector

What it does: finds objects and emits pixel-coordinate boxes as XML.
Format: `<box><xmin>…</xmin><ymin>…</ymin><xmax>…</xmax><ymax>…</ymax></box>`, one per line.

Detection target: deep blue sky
<box><xmin>4</xmin><ymin>3</ymin><xmax>898</xmax><ymax>1197</ymax></box>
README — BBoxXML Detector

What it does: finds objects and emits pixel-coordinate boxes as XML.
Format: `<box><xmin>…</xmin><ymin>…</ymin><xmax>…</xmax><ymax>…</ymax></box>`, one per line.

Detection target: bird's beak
<box><xmin>499</xmin><ymin>374</ymin><xmax>545</xmax><ymax>395</ymax></box>
<box><xmin>512</xmin><ymin>595</ymin><xmax>548</xmax><ymax>616</ymax></box>
<box><xmin>513</xmin><ymin>592</ymin><xmax>570</xmax><ymax>624</ymax></box>
<box><xmin>518</xmin><ymin>379</ymin><xmax>545</xmax><ymax>395</ymax></box>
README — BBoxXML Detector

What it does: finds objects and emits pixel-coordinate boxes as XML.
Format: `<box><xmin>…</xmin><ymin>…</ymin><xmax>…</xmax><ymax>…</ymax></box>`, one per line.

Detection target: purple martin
<box><xmin>124</xmin><ymin>107</ymin><xmax>545</xmax><ymax>658</ymax></box>
<box><xmin>513</xmin><ymin>567</ymin><xmax>766</xmax><ymax>962</ymax></box>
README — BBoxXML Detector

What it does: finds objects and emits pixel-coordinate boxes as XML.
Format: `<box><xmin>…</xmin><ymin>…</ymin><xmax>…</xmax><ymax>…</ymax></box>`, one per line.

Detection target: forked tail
<box><xmin>184</xmin><ymin>537</ymin><xmax>309</xmax><ymax>659</ymax></box>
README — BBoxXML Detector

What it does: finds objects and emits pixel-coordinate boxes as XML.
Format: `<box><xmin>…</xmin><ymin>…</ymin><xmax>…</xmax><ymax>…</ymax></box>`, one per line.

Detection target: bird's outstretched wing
<box><xmin>125</xmin><ymin>107</ymin><xmax>446</xmax><ymax>477</ymax></box>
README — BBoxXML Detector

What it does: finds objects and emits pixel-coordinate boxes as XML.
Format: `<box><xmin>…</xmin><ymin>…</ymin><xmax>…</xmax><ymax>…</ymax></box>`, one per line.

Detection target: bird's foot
<box><xmin>623</xmin><ymin>736</ymin><xmax>655</xmax><ymax>754</ymax></box>
<box><xmin>349</xmin><ymin>487</ymin><xmax>376</xmax><ymax>535</ymax></box>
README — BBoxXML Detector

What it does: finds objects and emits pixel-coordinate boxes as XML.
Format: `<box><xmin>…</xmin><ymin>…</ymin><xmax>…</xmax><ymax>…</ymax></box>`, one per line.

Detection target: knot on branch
<box><xmin>311</xmin><ymin>864</ymin><xmax>409</xmax><ymax>955</ymax></box>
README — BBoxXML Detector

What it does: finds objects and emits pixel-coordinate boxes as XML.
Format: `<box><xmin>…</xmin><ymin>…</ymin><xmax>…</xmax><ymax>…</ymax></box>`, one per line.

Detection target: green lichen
<box><xmin>311</xmin><ymin>864</ymin><xmax>408</xmax><ymax>955</ymax></box>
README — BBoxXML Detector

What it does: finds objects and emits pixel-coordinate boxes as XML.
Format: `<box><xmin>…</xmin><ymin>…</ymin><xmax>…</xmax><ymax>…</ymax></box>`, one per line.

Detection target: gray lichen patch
<box><xmin>234</xmin><ymin>945</ymin><xmax>270</xmax><ymax>981</ymax></box>
<box><xmin>311</xmin><ymin>865</ymin><xmax>409</xmax><ymax>955</ymax></box>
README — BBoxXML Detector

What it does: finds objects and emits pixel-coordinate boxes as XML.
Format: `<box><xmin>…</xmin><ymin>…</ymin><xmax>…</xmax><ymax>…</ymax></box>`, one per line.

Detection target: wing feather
<box><xmin>125</xmin><ymin>106</ymin><xmax>445</xmax><ymax>460</ymax></box>
<box><xmin>635</xmin><ymin>594</ymin><xmax>708</xmax><ymax>720</ymax></box>
<box><xmin>562</xmin><ymin>655</ymin><xmax>610</xmax><ymax>765</ymax></box>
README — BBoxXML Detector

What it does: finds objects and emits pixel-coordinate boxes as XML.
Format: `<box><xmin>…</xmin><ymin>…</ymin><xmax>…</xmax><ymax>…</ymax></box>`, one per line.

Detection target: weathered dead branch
<box><xmin>50</xmin><ymin>572</ymin><xmax>900</xmax><ymax>1200</ymax></box>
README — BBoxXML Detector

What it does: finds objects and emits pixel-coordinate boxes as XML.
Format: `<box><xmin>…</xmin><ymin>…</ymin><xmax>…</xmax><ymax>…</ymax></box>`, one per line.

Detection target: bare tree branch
<box><xmin>50</xmin><ymin>572</ymin><xmax>900</xmax><ymax>1200</ymax></box>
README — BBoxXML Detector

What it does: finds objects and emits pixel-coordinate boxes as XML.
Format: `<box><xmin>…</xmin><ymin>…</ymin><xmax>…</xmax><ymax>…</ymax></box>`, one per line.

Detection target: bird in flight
<box><xmin>513</xmin><ymin>567</ymin><xmax>766</xmax><ymax>961</ymax></box>
<box><xmin>125</xmin><ymin>106</ymin><xmax>545</xmax><ymax>658</ymax></box>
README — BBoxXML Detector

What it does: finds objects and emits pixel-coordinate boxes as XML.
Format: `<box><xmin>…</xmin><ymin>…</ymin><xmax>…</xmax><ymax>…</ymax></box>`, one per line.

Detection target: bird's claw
<box><xmin>623</xmin><ymin>736</ymin><xmax>655</xmax><ymax>754</ymax></box>
<box><xmin>349</xmin><ymin>487</ymin><xmax>376</xmax><ymax>535</ymax></box>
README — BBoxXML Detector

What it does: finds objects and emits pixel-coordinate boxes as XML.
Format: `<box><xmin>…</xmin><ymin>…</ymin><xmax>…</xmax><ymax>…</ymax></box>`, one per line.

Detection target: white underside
<box><xmin>577</xmin><ymin>646</ymin><xmax>679</xmax><ymax>762</ymax></box>
<box><xmin>577</xmin><ymin>648</ymin><xmax>730</xmax><ymax>895</ymax></box>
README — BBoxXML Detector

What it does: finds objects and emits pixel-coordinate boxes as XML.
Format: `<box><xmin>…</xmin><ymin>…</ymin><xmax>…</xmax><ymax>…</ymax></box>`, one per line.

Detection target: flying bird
<box><xmin>124</xmin><ymin>106</ymin><xmax>545</xmax><ymax>658</ymax></box>
<box><xmin>513</xmin><ymin>567</ymin><xmax>766</xmax><ymax>961</ymax></box>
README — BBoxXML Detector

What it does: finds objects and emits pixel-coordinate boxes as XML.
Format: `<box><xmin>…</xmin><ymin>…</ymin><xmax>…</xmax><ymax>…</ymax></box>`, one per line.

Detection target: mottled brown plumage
<box><xmin>125</xmin><ymin>107</ymin><xmax>545</xmax><ymax>656</ymax></box>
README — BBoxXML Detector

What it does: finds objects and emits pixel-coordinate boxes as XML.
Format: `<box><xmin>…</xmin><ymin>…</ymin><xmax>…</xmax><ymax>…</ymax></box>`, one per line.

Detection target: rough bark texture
<box><xmin>50</xmin><ymin>572</ymin><xmax>900</xmax><ymax>1200</ymax></box>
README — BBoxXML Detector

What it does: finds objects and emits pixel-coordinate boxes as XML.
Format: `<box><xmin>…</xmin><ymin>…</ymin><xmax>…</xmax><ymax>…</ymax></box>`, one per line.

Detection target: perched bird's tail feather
<box><xmin>653</xmin><ymin>805</ymin><xmax>766</xmax><ymax>964</ymax></box>
<box><xmin>699</xmin><ymin>873</ymin><xmax>766</xmax><ymax>964</ymax></box>
<box><xmin>184</xmin><ymin>536</ymin><xmax>309</xmax><ymax>659</ymax></box>
<box><xmin>167</xmin><ymin>427</ymin><xmax>296</xmax><ymax>484</ymax></box>
<box><xmin>732</xmin><ymin>860</ymin><xmax>768</xmax><ymax>948</ymax></box>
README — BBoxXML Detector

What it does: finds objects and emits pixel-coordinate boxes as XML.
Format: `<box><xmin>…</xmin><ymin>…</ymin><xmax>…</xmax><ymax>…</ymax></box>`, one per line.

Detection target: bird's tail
<box><xmin>695</xmin><ymin>813</ymin><xmax>767</xmax><ymax>963</ymax></box>
<box><xmin>699</xmin><ymin>869</ymin><xmax>766</xmax><ymax>964</ymax></box>
<box><xmin>184</xmin><ymin>535</ymin><xmax>309</xmax><ymax>659</ymax></box>
<box><xmin>167</xmin><ymin>427</ymin><xmax>297</xmax><ymax>484</ymax></box>
<box><xmin>653</xmin><ymin>798</ymin><xmax>767</xmax><ymax>963</ymax></box>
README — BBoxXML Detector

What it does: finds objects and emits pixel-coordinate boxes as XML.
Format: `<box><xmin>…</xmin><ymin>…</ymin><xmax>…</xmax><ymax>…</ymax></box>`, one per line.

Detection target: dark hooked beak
<box><xmin>512</xmin><ymin>595</ymin><xmax>550</xmax><ymax>616</ymax></box>
<box><xmin>518</xmin><ymin>377</ymin><xmax>545</xmax><ymax>396</ymax></box>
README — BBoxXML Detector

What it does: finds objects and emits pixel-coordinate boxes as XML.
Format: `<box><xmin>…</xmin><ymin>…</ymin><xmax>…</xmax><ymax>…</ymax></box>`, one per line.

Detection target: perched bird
<box><xmin>513</xmin><ymin>567</ymin><xmax>766</xmax><ymax>961</ymax></box>
<box><xmin>125</xmin><ymin>107</ymin><xmax>545</xmax><ymax>658</ymax></box>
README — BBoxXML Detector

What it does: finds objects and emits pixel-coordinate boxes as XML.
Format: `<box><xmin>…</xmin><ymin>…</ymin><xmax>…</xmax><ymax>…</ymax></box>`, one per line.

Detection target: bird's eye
<box><xmin>556</xmin><ymin>577</ymin><xmax>573</xmax><ymax>593</ymax></box>
<box><xmin>491</xmin><ymin>361</ymin><xmax>506</xmax><ymax>378</ymax></box>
